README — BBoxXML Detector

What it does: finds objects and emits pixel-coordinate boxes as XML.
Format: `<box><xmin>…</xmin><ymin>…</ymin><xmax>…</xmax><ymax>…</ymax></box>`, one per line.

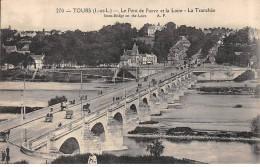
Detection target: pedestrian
<box><xmin>101</xmin><ymin>90</ymin><xmax>102</xmax><ymax>95</ymax></box>
<box><xmin>113</xmin><ymin>97</ymin><xmax>115</xmax><ymax>102</ymax></box>
<box><xmin>50</xmin><ymin>106</ymin><xmax>53</xmax><ymax>112</ymax></box>
<box><xmin>6</xmin><ymin>154</ymin><xmax>10</xmax><ymax>164</ymax></box>
<box><xmin>1</xmin><ymin>151</ymin><xmax>5</xmax><ymax>162</ymax></box>
<box><xmin>6</xmin><ymin>147</ymin><xmax>9</xmax><ymax>156</ymax></box>
<box><xmin>88</xmin><ymin>153</ymin><xmax>97</xmax><ymax>164</ymax></box>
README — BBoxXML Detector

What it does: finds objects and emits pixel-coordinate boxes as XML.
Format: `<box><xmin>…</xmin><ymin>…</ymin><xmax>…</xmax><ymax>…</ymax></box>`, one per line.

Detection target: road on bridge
<box><xmin>0</xmin><ymin>68</ymin><xmax>185</xmax><ymax>162</ymax></box>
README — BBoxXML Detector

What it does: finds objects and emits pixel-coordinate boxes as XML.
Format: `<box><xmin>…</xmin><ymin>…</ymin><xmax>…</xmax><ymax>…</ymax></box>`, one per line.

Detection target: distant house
<box><xmin>6</xmin><ymin>37</ymin><xmax>14</xmax><ymax>42</ymax></box>
<box><xmin>167</xmin><ymin>36</ymin><xmax>191</xmax><ymax>66</ymax></box>
<box><xmin>17</xmin><ymin>44</ymin><xmax>30</xmax><ymax>54</ymax></box>
<box><xmin>120</xmin><ymin>43</ymin><xmax>157</xmax><ymax>67</ymax></box>
<box><xmin>147</xmin><ymin>23</ymin><xmax>165</xmax><ymax>37</ymax></box>
<box><xmin>30</xmin><ymin>54</ymin><xmax>45</xmax><ymax>69</ymax></box>
<box><xmin>15</xmin><ymin>31</ymin><xmax>37</xmax><ymax>38</ymax></box>
<box><xmin>203</xmin><ymin>29</ymin><xmax>212</xmax><ymax>35</ymax></box>
<box><xmin>234</xmin><ymin>52</ymin><xmax>243</xmax><ymax>56</ymax></box>
<box><xmin>2</xmin><ymin>44</ymin><xmax>17</xmax><ymax>53</ymax></box>
<box><xmin>249</xmin><ymin>55</ymin><xmax>257</xmax><ymax>67</ymax></box>
<box><xmin>120</xmin><ymin>43</ymin><xmax>141</xmax><ymax>67</ymax></box>
<box><xmin>141</xmin><ymin>53</ymin><xmax>157</xmax><ymax>65</ymax></box>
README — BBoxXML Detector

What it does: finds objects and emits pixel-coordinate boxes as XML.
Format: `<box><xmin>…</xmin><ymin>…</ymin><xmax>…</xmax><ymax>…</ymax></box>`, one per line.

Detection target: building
<box><xmin>15</xmin><ymin>31</ymin><xmax>37</xmax><ymax>38</ymax></box>
<box><xmin>249</xmin><ymin>55</ymin><xmax>257</xmax><ymax>67</ymax></box>
<box><xmin>17</xmin><ymin>44</ymin><xmax>30</xmax><ymax>54</ymax></box>
<box><xmin>141</xmin><ymin>53</ymin><xmax>157</xmax><ymax>65</ymax></box>
<box><xmin>167</xmin><ymin>36</ymin><xmax>191</xmax><ymax>67</ymax></box>
<box><xmin>30</xmin><ymin>54</ymin><xmax>45</xmax><ymax>69</ymax></box>
<box><xmin>147</xmin><ymin>23</ymin><xmax>165</xmax><ymax>37</ymax></box>
<box><xmin>2</xmin><ymin>44</ymin><xmax>17</xmax><ymax>53</ymax></box>
<box><xmin>120</xmin><ymin>43</ymin><xmax>157</xmax><ymax>67</ymax></box>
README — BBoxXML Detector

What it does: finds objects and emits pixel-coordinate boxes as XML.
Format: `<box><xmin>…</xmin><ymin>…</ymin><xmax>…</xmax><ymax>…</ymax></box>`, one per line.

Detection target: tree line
<box><xmin>1</xmin><ymin>22</ymin><xmax>238</xmax><ymax>66</ymax></box>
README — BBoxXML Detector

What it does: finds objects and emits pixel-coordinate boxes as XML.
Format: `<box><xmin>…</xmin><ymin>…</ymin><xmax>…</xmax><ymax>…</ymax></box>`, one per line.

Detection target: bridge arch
<box><xmin>91</xmin><ymin>122</ymin><xmax>105</xmax><ymax>137</ymax></box>
<box><xmin>130</xmin><ymin>104</ymin><xmax>137</xmax><ymax>113</ymax></box>
<box><xmin>59</xmin><ymin>137</ymin><xmax>80</xmax><ymax>154</ymax></box>
<box><xmin>161</xmin><ymin>89</ymin><xmax>164</xmax><ymax>93</ymax></box>
<box><xmin>152</xmin><ymin>93</ymin><xmax>157</xmax><ymax>97</ymax></box>
<box><xmin>114</xmin><ymin>112</ymin><xmax>123</xmax><ymax>123</ymax></box>
<box><xmin>143</xmin><ymin>98</ymin><xmax>148</xmax><ymax>105</ymax></box>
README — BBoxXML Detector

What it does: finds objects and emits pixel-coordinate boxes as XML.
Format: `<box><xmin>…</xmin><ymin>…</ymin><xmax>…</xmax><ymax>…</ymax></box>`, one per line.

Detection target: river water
<box><xmin>0</xmin><ymin>81</ymin><xmax>260</xmax><ymax>163</ymax></box>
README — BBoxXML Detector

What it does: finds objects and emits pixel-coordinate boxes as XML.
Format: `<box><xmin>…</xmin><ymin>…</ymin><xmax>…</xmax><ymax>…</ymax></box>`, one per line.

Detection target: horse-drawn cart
<box><xmin>60</xmin><ymin>102</ymin><xmax>67</xmax><ymax>111</ymax></box>
<box><xmin>45</xmin><ymin>113</ymin><xmax>53</xmax><ymax>122</ymax></box>
<box><xmin>0</xmin><ymin>130</ymin><xmax>10</xmax><ymax>142</ymax></box>
<box><xmin>83</xmin><ymin>103</ymin><xmax>91</xmax><ymax>114</ymax></box>
<box><xmin>65</xmin><ymin>110</ymin><xmax>73</xmax><ymax>119</ymax></box>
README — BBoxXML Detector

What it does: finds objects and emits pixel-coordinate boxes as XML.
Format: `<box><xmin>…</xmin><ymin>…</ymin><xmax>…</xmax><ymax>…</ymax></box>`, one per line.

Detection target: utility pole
<box><xmin>80</xmin><ymin>70</ymin><xmax>83</xmax><ymax>118</ymax></box>
<box><xmin>23</xmin><ymin>72</ymin><xmax>26</xmax><ymax>118</ymax></box>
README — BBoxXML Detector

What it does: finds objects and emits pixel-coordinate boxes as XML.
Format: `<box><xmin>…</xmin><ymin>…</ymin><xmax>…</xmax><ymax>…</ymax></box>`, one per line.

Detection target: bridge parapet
<box><xmin>126</xmin><ymin>94</ymin><xmax>138</xmax><ymax>103</ymax></box>
<box><xmin>50</xmin><ymin>118</ymin><xmax>83</xmax><ymax>141</ymax></box>
<box><xmin>139</xmin><ymin>89</ymin><xmax>149</xmax><ymax>97</ymax></box>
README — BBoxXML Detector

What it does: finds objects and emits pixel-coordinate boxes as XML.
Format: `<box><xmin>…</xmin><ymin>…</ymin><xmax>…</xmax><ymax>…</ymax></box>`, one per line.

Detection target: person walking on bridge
<box><xmin>1</xmin><ymin>150</ymin><xmax>5</xmax><ymax>162</ymax></box>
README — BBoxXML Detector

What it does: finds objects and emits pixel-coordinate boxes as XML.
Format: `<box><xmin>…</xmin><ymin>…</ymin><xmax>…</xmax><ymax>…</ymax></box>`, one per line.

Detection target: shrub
<box><xmin>48</xmin><ymin>96</ymin><xmax>67</xmax><ymax>106</ymax></box>
<box><xmin>233</xmin><ymin>104</ymin><xmax>243</xmax><ymax>108</ymax></box>
<box><xmin>128</xmin><ymin>126</ymin><xmax>159</xmax><ymax>134</ymax></box>
<box><xmin>255</xmin><ymin>85</ymin><xmax>260</xmax><ymax>96</ymax></box>
<box><xmin>251</xmin><ymin>115</ymin><xmax>260</xmax><ymax>135</ymax></box>
<box><xmin>236</xmin><ymin>131</ymin><xmax>253</xmax><ymax>138</ymax></box>
<box><xmin>14</xmin><ymin>160</ymin><xmax>29</xmax><ymax>164</ymax></box>
<box><xmin>139</xmin><ymin>121</ymin><xmax>159</xmax><ymax>124</ymax></box>
<box><xmin>166</xmin><ymin>127</ymin><xmax>193</xmax><ymax>135</ymax></box>
<box><xmin>52</xmin><ymin>153</ymin><xmax>193</xmax><ymax>164</ymax></box>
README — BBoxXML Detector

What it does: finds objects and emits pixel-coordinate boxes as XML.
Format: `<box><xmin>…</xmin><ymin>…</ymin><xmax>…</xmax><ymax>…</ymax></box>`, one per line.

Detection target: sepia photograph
<box><xmin>0</xmin><ymin>0</ymin><xmax>260</xmax><ymax>164</ymax></box>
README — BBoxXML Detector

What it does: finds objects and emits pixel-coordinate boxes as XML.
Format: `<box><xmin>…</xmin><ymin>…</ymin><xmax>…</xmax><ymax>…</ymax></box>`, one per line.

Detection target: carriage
<box><xmin>65</xmin><ymin>110</ymin><xmax>73</xmax><ymax>119</ymax></box>
<box><xmin>45</xmin><ymin>113</ymin><xmax>53</xmax><ymax>122</ymax></box>
<box><xmin>151</xmin><ymin>79</ymin><xmax>157</xmax><ymax>86</ymax></box>
<box><xmin>83</xmin><ymin>103</ymin><xmax>91</xmax><ymax>113</ymax></box>
<box><xmin>60</xmin><ymin>102</ymin><xmax>67</xmax><ymax>111</ymax></box>
<box><xmin>138</xmin><ymin>83</ymin><xmax>142</xmax><ymax>88</ymax></box>
<box><xmin>0</xmin><ymin>130</ymin><xmax>10</xmax><ymax>142</ymax></box>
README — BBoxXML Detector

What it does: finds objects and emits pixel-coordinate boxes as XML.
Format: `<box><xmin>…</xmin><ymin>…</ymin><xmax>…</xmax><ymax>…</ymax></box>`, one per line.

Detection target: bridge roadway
<box><xmin>0</xmin><ymin>68</ymin><xmax>186</xmax><ymax>153</ymax></box>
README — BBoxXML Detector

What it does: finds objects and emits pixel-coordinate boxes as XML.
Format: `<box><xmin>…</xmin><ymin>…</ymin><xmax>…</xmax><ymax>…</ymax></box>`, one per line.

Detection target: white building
<box><xmin>147</xmin><ymin>23</ymin><xmax>165</xmax><ymax>37</ymax></box>
<box><xmin>141</xmin><ymin>53</ymin><xmax>157</xmax><ymax>65</ymax></box>
<box><xmin>30</xmin><ymin>54</ymin><xmax>45</xmax><ymax>69</ymax></box>
<box><xmin>120</xmin><ymin>43</ymin><xmax>157</xmax><ymax>67</ymax></box>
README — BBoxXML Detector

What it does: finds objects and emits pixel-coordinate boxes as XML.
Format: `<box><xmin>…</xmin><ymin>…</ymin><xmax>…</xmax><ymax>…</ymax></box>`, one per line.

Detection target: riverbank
<box><xmin>51</xmin><ymin>153</ymin><xmax>206</xmax><ymax>164</ymax></box>
<box><xmin>127</xmin><ymin>126</ymin><xmax>260</xmax><ymax>143</ymax></box>
<box><xmin>196</xmin><ymin>86</ymin><xmax>258</xmax><ymax>95</ymax></box>
<box><xmin>125</xmin><ymin>134</ymin><xmax>260</xmax><ymax>143</ymax></box>
<box><xmin>0</xmin><ymin>106</ymin><xmax>43</xmax><ymax>114</ymax></box>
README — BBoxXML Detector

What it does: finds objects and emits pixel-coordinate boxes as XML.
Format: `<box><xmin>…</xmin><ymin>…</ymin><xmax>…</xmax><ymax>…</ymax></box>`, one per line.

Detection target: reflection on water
<box><xmin>107</xmin><ymin>137</ymin><xmax>260</xmax><ymax>164</ymax></box>
<box><xmin>158</xmin><ymin>91</ymin><xmax>260</xmax><ymax>131</ymax></box>
<box><xmin>0</xmin><ymin>81</ymin><xmax>114</xmax><ymax>107</ymax></box>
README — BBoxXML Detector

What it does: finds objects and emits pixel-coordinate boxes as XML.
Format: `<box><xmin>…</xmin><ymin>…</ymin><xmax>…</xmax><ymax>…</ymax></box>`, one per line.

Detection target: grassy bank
<box><xmin>0</xmin><ymin>106</ymin><xmax>43</xmax><ymax>114</ymax></box>
<box><xmin>52</xmin><ymin>153</ymin><xmax>200</xmax><ymax>164</ymax></box>
<box><xmin>197</xmin><ymin>86</ymin><xmax>255</xmax><ymax>95</ymax></box>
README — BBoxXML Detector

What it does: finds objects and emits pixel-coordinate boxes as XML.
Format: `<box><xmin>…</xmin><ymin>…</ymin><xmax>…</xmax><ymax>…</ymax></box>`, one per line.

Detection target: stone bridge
<box><xmin>20</xmin><ymin>71</ymin><xmax>197</xmax><ymax>159</ymax></box>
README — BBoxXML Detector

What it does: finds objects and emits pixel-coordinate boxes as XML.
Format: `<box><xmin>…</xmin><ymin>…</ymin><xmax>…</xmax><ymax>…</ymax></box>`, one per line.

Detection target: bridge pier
<box><xmin>158</xmin><ymin>91</ymin><xmax>168</xmax><ymax>109</ymax></box>
<box><xmin>124</xmin><ymin>108</ymin><xmax>139</xmax><ymax>133</ymax></box>
<box><xmin>106</xmin><ymin>117</ymin><xmax>124</xmax><ymax>150</ymax></box>
<box><xmin>81</xmin><ymin>123</ymin><xmax>102</xmax><ymax>154</ymax></box>
<box><xmin>139</xmin><ymin>102</ymin><xmax>151</xmax><ymax>122</ymax></box>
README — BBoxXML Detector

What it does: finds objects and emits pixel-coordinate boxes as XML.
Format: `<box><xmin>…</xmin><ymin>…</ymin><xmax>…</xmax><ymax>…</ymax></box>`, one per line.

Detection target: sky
<box><xmin>1</xmin><ymin>0</ymin><xmax>260</xmax><ymax>31</ymax></box>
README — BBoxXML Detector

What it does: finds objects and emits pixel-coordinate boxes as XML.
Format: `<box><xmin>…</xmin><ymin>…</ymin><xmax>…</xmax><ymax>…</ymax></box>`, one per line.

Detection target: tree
<box><xmin>146</xmin><ymin>140</ymin><xmax>165</xmax><ymax>158</ymax></box>
<box><xmin>251</xmin><ymin>115</ymin><xmax>260</xmax><ymax>135</ymax></box>
<box><xmin>152</xmin><ymin>22</ymin><xmax>180</xmax><ymax>62</ymax></box>
<box><xmin>139</xmin><ymin>23</ymin><xmax>153</xmax><ymax>37</ymax></box>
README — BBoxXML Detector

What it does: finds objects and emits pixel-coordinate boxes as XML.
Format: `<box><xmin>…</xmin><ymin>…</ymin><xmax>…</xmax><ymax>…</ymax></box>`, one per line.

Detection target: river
<box><xmin>0</xmin><ymin>81</ymin><xmax>260</xmax><ymax>163</ymax></box>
